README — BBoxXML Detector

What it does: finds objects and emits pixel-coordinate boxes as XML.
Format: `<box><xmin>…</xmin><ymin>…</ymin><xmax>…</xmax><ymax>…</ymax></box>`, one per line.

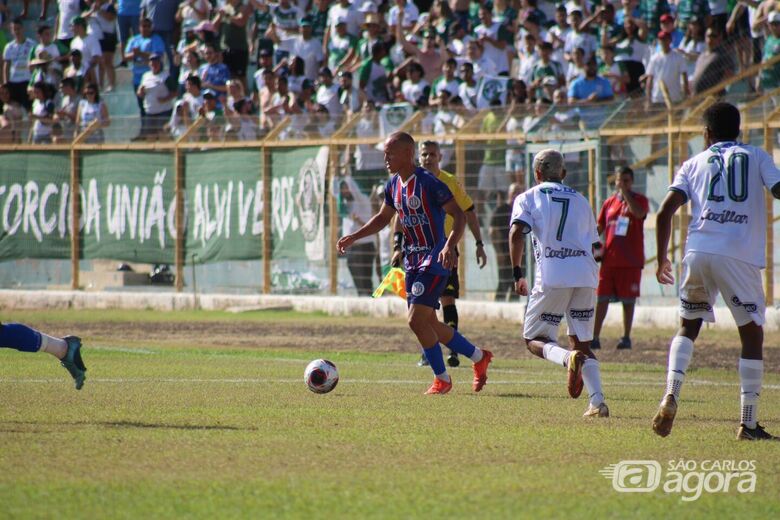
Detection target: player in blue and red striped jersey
<box><xmin>337</xmin><ymin>132</ymin><xmax>493</xmax><ymax>394</ymax></box>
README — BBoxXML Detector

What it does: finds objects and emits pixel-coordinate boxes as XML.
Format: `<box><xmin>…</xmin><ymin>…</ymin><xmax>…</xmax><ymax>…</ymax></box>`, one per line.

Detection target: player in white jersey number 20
<box><xmin>653</xmin><ymin>102</ymin><xmax>780</xmax><ymax>441</ymax></box>
<box><xmin>509</xmin><ymin>149</ymin><xmax>609</xmax><ymax>418</ymax></box>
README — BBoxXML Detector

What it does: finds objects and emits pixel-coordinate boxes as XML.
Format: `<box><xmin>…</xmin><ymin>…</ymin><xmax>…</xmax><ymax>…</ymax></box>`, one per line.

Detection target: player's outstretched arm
<box><xmin>337</xmin><ymin>203</ymin><xmax>395</xmax><ymax>254</ymax></box>
<box><xmin>655</xmin><ymin>190</ymin><xmax>686</xmax><ymax>285</ymax></box>
<box><xmin>509</xmin><ymin>221</ymin><xmax>529</xmax><ymax>296</ymax></box>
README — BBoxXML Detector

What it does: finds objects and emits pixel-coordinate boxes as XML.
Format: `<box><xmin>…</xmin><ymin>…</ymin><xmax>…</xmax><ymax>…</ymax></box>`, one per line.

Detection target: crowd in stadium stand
<box><xmin>1</xmin><ymin>0</ymin><xmax>780</xmax><ymax>143</ymax></box>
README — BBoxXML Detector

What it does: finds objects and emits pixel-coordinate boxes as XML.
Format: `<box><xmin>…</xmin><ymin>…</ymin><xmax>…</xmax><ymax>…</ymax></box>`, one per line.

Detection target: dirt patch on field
<box><xmin>26</xmin><ymin>317</ymin><xmax>780</xmax><ymax>373</ymax></box>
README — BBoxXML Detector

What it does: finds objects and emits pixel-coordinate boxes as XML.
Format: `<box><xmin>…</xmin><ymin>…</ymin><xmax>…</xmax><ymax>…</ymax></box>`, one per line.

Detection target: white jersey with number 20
<box><xmin>670</xmin><ymin>141</ymin><xmax>780</xmax><ymax>268</ymax></box>
<box><xmin>511</xmin><ymin>181</ymin><xmax>599</xmax><ymax>289</ymax></box>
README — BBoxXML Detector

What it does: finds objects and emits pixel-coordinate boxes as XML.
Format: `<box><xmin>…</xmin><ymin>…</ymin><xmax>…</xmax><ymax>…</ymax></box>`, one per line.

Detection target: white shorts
<box><xmin>478</xmin><ymin>164</ymin><xmax>508</xmax><ymax>193</ymax></box>
<box><xmin>679</xmin><ymin>251</ymin><xmax>766</xmax><ymax>326</ymax></box>
<box><xmin>523</xmin><ymin>285</ymin><xmax>596</xmax><ymax>341</ymax></box>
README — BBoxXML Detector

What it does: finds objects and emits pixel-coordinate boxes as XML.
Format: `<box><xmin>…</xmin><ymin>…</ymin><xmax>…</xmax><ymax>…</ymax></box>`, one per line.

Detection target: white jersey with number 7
<box><xmin>511</xmin><ymin>181</ymin><xmax>599</xmax><ymax>289</ymax></box>
<box><xmin>670</xmin><ymin>141</ymin><xmax>780</xmax><ymax>268</ymax></box>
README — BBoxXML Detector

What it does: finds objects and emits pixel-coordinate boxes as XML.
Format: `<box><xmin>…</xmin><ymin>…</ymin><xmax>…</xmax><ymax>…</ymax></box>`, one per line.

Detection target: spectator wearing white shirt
<box><xmin>516</xmin><ymin>32</ymin><xmax>539</xmax><ymax>86</ymax></box>
<box><xmin>431</xmin><ymin>58</ymin><xmax>462</xmax><ymax>99</ymax></box>
<box><xmin>55</xmin><ymin>77</ymin><xmax>80</xmax><ymax>140</ymax></box>
<box><xmin>70</xmin><ymin>16</ymin><xmax>102</xmax><ymax>85</ymax></box>
<box><xmin>547</xmin><ymin>4</ymin><xmax>571</xmax><ymax>64</ymax></box>
<box><xmin>565</xmin><ymin>46</ymin><xmax>586</xmax><ymax>84</ymax></box>
<box><xmin>645</xmin><ymin>30</ymin><xmax>689</xmax><ymax>106</ymax></box>
<box><xmin>55</xmin><ymin>0</ymin><xmax>83</xmax><ymax>46</ymax></box>
<box><xmin>400</xmin><ymin>62</ymin><xmax>430</xmax><ymax>107</ymax></box>
<box><xmin>563</xmin><ymin>9</ymin><xmax>598</xmax><ymax>62</ymax></box>
<box><xmin>269</xmin><ymin>0</ymin><xmax>302</xmax><ymax>62</ymax></box>
<box><xmin>388</xmin><ymin>0</ymin><xmax>419</xmax><ymax>32</ymax></box>
<box><xmin>465</xmin><ymin>39</ymin><xmax>496</xmax><ymax>80</ymax></box>
<box><xmin>326</xmin><ymin>0</ymin><xmax>362</xmax><ymax>38</ymax></box>
<box><xmin>316</xmin><ymin>67</ymin><xmax>342</xmax><ymax>115</ymax></box>
<box><xmin>137</xmin><ymin>53</ymin><xmax>177</xmax><ymax>139</ymax></box>
<box><xmin>76</xmin><ymin>82</ymin><xmax>110</xmax><ymax>142</ymax></box>
<box><xmin>176</xmin><ymin>0</ymin><xmax>211</xmax><ymax>28</ymax></box>
<box><xmin>474</xmin><ymin>5</ymin><xmax>512</xmax><ymax>75</ymax></box>
<box><xmin>290</xmin><ymin>18</ymin><xmax>324</xmax><ymax>81</ymax></box>
<box><xmin>30</xmin><ymin>81</ymin><xmax>56</xmax><ymax>144</ymax></box>
<box><xmin>181</xmin><ymin>74</ymin><xmax>205</xmax><ymax>120</ymax></box>
<box><xmin>457</xmin><ymin>61</ymin><xmax>479</xmax><ymax>110</ymax></box>
<box><xmin>678</xmin><ymin>16</ymin><xmax>706</xmax><ymax>78</ymax></box>
<box><xmin>2</xmin><ymin>18</ymin><xmax>35</xmax><ymax>110</ymax></box>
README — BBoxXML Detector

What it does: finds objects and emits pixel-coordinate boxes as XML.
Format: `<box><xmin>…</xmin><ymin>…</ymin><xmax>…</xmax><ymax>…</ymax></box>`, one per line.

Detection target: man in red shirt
<box><xmin>592</xmin><ymin>166</ymin><xmax>649</xmax><ymax>350</ymax></box>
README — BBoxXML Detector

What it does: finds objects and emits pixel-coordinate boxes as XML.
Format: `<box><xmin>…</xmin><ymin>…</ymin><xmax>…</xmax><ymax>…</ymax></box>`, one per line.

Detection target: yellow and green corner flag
<box><xmin>372</xmin><ymin>267</ymin><xmax>407</xmax><ymax>299</ymax></box>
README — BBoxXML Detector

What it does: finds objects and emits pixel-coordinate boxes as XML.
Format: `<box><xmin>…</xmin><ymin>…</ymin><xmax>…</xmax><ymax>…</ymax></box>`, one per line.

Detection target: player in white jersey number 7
<box><xmin>509</xmin><ymin>149</ymin><xmax>609</xmax><ymax>418</ymax></box>
<box><xmin>653</xmin><ymin>102</ymin><xmax>780</xmax><ymax>441</ymax></box>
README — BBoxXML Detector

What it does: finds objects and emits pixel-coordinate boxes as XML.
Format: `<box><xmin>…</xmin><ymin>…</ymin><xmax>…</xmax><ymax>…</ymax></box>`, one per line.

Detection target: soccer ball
<box><xmin>304</xmin><ymin>359</ymin><xmax>339</xmax><ymax>394</ymax></box>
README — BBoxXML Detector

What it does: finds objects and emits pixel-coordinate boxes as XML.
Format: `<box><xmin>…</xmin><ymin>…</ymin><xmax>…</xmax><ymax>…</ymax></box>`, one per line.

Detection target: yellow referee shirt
<box><xmin>436</xmin><ymin>169</ymin><xmax>474</xmax><ymax>237</ymax></box>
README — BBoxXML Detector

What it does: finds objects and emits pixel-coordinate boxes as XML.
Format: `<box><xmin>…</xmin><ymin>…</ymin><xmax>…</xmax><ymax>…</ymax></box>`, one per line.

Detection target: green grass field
<box><xmin>1</xmin><ymin>310</ymin><xmax>779</xmax><ymax>518</ymax></box>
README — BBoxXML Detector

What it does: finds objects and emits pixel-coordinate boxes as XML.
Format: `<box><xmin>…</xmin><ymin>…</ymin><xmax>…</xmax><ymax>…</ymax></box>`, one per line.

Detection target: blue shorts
<box><xmin>406</xmin><ymin>270</ymin><xmax>448</xmax><ymax>309</ymax></box>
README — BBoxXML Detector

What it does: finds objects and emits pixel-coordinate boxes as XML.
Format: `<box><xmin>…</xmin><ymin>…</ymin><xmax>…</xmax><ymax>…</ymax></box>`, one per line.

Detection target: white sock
<box><xmin>436</xmin><ymin>372</ymin><xmax>451</xmax><ymax>383</ymax></box>
<box><xmin>582</xmin><ymin>358</ymin><xmax>604</xmax><ymax>406</ymax></box>
<box><xmin>38</xmin><ymin>333</ymin><xmax>67</xmax><ymax>359</ymax></box>
<box><xmin>542</xmin><ymin>342</ymin><xmax>570</xmax><ymax>367</ymax></box>
<box><xmin>665</xmin><ymin>336</ymin><xmax>694</xmax><ymax>400</ymax></box>
<box><xmin>739</xmin><ymin>358</ymin><xmax>763</xmax><ymax>429</ymax></box>
<box><xmin>469</xmin><ymin>348</ymin><xmax>483</xmax><ymax>363</ymax></box>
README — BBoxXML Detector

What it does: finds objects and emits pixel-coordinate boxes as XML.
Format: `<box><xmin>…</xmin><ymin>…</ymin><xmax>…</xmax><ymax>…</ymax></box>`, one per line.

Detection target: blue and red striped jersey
<box><xmin>384</xmin><ymin>167</ymin><xmax>454</xmax><ymax>275</ymax></box>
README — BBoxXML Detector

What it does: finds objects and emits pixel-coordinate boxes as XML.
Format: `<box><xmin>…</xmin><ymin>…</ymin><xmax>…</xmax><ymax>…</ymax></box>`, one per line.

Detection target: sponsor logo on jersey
<box><xmin>411</xmin><ymin>281</ymin><xmax>425</xmax><ymax>296</ymax></box>
<box><xmin>540</xmin><ymin>312</ymin><xmax>563</xmax><ymax>325</ymax></box>
<box><xmin>544</xmin><ymin>247</ymin><xmax>588</xmax><ymax>259</ymax></box>
<box><xmin>539</xmin><ymin>185</ymin><xmax>576</xmax><ymax>195</ymax></box>
<box><xmin>569</xmin><ymin>308</ymin><xmax>594</xmax><ymax>320</ymax></box>
<box><xmin>407</xmin><ymin>195</ymin><xmax>422</xmax><ymax>209</ymax></box>
<box><xmin>407</xmin><ymin>245</ymin><xmax>432</xmax><ymax>253</ymax></box>
<box><xmin>731</xmin><ymin>295</ymin><xmax>758</xmax><ymax>313</ymax></box>
<box><xmin>402</xmin><ymin>214</ymin><xmax>430</xmax><ymax>227</ymax></box>
<box><xmin>700</xmin><ymin>209</ymin><xmax>748</xmax><ymax>224</ymax></box>
<box><xmin>680</xmin><ymin>298</ymin><xmax>713</xmax><ymax>312</ymax></box>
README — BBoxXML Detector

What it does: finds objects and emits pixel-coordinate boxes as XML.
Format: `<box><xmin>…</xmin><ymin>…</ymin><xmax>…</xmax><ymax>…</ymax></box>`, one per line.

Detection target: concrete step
<box><xmin>80</xmin><ymin>270</ymin><xmax>151</xmax><ymax>291</ymax></box>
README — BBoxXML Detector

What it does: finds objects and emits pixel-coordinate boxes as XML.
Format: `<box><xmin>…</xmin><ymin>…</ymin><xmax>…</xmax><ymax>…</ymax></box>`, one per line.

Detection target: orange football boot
<box><xmin>425</xmin><ymin>377</ymin><xmax>453</xmax><ymax>395</ymax></box>
<box><xmin>472</xmin><ymin>350</ymin><xmax>493</xmax><ymax>392</ymax></box>
<box><xmin>568</xmin><ymin>351</ymin><xmax>586</xmax><ymax>398</ymax></box>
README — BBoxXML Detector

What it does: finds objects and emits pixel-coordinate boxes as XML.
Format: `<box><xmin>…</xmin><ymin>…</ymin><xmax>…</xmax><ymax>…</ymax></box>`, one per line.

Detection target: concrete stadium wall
<box><xmin>1</xmin><ymin>289</ymin><xmax>777</xmax><ymax>332</ymax></box>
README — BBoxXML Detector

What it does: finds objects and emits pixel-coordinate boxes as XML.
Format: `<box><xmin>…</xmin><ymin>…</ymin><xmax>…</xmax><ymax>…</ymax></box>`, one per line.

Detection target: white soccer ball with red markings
<box><xmin>304</xmin><ymin>359</ymin><xmax>339</xmax><ymax>394</ymax></box>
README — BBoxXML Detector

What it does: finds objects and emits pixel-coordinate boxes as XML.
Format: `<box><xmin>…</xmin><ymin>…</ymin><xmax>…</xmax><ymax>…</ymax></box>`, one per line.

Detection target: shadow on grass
<box><xmin>0</xmin><ymin>420</ymin><xmax>257</xmax><ymax>432</ymax></box>
<box><xmin>492</xmin><ymin>392</ymin><xmax>539</xmax><ymax>399</ymax></box>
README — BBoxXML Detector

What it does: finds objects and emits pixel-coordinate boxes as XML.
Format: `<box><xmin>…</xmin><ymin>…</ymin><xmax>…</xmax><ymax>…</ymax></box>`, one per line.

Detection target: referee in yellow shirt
<box><xmin>393</xmin><ymin>140</ymin><xmax>488</xmax><ymax>367</ymax></box>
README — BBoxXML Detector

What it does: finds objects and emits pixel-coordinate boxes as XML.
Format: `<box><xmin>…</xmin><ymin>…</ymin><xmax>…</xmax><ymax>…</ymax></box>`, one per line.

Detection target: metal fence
<box><xmin>2</xmin><ymin>90</ymin><xmax>780</xmax><ymax>302</ymax></box>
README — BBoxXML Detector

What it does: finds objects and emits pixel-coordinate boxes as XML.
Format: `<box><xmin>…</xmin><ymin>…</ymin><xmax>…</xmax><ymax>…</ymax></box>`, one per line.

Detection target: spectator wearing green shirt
<box><xmin>675</xmin><ymin>0</ymin><xmax>710</xmax><ymax>29</ymax></box>
<box><xmin>326</xmin><ymin>18</ymin><xmax>357</xmax><ymax>73</ymax></box>
<box><xmin>358</xmin><ymin>41</ymin><xmax>392</xmax><ymax>104</ymax></box>
<box><xmin>760</xmin><ymin>12</ymin><xmax>780</xmax><ymax>91</ymax></box>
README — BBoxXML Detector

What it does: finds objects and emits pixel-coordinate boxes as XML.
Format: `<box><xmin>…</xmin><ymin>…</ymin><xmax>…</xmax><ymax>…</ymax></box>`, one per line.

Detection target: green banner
<box><xmin>80</xmin><ymin>152</ymin><xmax>176</xmax><ymax>264</ymax></box>
<box><xmin>270</xmin><ymin>146</ymin><xmax>328</xmax><ymax>261</ymax></box>
<box><xmin>184</xmin><ymin>150</ymin><xmax>263</xmax><ymax>264</ymax></box>
<box><xmin>0</xmin><ymin>147</ymin><xmax>328</xmax><ymax>265</ymax></box>
<box><xmin>0</xmin><ymin>152</ymin><xmax>71</xmax><ymax>259</ymax></box>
